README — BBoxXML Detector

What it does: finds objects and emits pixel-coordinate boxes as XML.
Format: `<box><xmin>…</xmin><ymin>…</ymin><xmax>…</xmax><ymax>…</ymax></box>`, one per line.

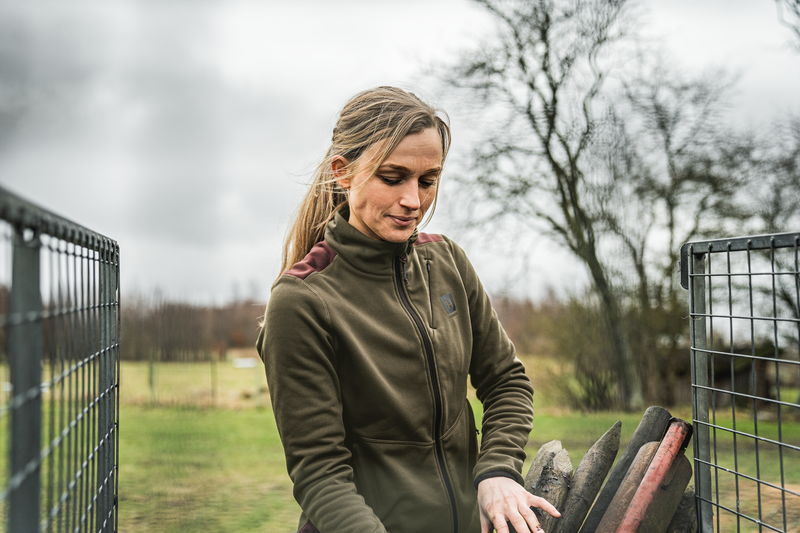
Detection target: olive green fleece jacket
<box><xmin>257</xmin><ymin>210</ymin><xmax>534</xmax><ymax>533</ymax></box>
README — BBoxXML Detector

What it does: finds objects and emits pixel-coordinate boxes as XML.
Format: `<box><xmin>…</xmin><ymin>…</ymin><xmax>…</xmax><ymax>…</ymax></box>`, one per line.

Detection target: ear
<box><xmin>331</xmin><ymin>156</ymin><xmax>351</xmax><ymax>189</ymax></box>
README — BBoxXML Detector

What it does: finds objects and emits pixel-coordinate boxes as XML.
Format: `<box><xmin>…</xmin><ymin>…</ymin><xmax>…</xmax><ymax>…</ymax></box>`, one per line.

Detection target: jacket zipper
<box><xmin>426</xmin><ymin>259</ymin><xmax>435</xmax><ymax>329</ymax></box>
<box><xmin>395</xmin><ymin>255</ymin><xmax>458</xmax><ymax>533</ymax></box>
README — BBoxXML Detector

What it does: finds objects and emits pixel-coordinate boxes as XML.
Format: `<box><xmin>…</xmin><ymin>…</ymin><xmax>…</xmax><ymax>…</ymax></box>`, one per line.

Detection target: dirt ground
<box><xmin>715</xmin><ymin>482</ymin><xmax>800</xmax><ymax>533</ymax></box>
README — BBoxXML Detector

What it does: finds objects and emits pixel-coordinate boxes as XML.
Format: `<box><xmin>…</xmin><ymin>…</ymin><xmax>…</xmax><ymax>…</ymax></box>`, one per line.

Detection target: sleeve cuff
<box><xmin>474</xmin><ymin>470</ymin><xmax>519</xmax><ymax>491</ymax></box>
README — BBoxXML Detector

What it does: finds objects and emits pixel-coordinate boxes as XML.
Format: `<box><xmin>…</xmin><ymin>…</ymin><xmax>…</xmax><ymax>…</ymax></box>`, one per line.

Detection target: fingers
<box><xmin>486</xmin><ymin>506</ymin><xmax>542</xmax><ymax>533</ymax></box>
<box><xmin>518</xmin><ymin>505</ymin><xmax>545</xmax><ymax>532</ymax></box>
<box><xmin>481</xmin><ymin>505</ymin><xmax>509</xmax><ymax>533</ymax></box>
<box><xmin>491</xmin><ymin>501</ymin><xmax>560</xmax><ymax>532</ymax></box>
<box><xmin>485</xmin><ymin>514</ymin><xmax>509</xmax><ymax>533</ymax></box>
<box><xmin>477</xmin><ymin>477</ymin><xmax>561</xmax><ymax>532</ymax></box>
<box><xmin>490</xmin><ymin>516</ymin><xmax>512</xmax><ymax>533</ymax></box>
<box><xmin>507</xmin><ymin>505</ymin><xmax>544</xmax><ymax>533</ymax></box>
<box><xmin>529</xmin><ymin>495</ymin><xmax>561</xmax><ymax>518</ymax></box>
<box><xmin>480</xmin><ymin>513</ymin><xmax>492</xmax><ymax>533</ymax></box>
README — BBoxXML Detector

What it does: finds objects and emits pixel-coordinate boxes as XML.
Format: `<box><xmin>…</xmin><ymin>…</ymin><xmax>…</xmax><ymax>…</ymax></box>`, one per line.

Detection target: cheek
<box><xmin>349</xmin><ymin>188</ymin><xmax>366</xmax><ymax>212</ymax></box>
<box><xmin>420</xmin><ymin>187</ymin><xmax>437</xmax><ymax>211</ymax></box>
<box><xmin>348</xmin><ymin>175</ymin><xmax>371</xmax><ymax>206</ymax></box>
<box><xmin>350</xmin><ymin>180</ymin><xmax>386</xmax><ymax>216</ymax></box>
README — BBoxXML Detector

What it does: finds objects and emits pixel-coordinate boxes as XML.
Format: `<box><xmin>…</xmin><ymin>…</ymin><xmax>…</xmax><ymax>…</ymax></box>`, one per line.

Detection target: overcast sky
<box><xmin>1</xmin><ymin>0</ymin><xmax>798</xmax><ymax>304</ymax></box>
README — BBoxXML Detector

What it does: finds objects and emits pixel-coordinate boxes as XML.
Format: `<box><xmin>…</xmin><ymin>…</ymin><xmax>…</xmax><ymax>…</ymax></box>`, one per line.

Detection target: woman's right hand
<box><xmin>478</xmin><ymin>476</ymin><xmax>560</xmax><ymax>533</ymax></box>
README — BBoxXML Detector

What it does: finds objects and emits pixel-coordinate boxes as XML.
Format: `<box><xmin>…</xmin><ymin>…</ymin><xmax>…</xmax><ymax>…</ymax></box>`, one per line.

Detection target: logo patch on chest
<box><xmin>439</xmin><ymin>293</ymin><xmax>457</xmax><ymax>315</ymax></box>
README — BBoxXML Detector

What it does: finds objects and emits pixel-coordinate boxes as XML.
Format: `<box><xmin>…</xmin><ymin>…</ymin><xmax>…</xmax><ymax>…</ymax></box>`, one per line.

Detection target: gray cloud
<box><xmin>1</xmin><ymin>0</ymin><xmax>798</xmax><ymax>303</ymax></box>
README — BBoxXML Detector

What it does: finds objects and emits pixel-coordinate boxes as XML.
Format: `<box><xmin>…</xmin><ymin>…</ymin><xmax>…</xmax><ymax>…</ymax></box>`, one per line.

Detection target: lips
<box><xmin>388</xmin><ymin>215</ymin><xmax>416</xmax><ymax>227</ymax></box>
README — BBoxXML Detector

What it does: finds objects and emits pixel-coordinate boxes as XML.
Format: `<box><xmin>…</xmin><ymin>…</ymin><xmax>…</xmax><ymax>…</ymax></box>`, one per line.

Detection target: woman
<box><xmin>257</xmin><ymin>86</ymin><xmax>559</xmax><ymax>533</ymax></box>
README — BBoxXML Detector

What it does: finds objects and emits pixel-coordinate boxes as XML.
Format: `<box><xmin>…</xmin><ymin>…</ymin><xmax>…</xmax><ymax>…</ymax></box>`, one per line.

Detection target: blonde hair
<box><xmin>279</xmin><ymin>86</ymin><xmax>451</xmax><ymax>276</ymax></box>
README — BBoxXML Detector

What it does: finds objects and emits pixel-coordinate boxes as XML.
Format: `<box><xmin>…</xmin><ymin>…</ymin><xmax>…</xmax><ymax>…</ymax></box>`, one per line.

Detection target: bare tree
<box><xmin>750</xmin><ymin>116</ymin><xmax>800</xmax><ymax>343</ymax></box>
<box><xmin>442</xmin><ymin>0</ymin><xmax>644</xmax><ymax>409</ymax></box>
<box><xmin>592</xmin><ymin>63</ymin><xmax>752</xmax><ymax>403</ymax></box>
<box><xmin>776</xmin><ymin>0</ymin><xmax>800</xmax><ymax>50</ymax></box>
<box><xmin>752</xmin><ymin>116</ymin><xmax>800</xmax><ymax>233</ymax></box>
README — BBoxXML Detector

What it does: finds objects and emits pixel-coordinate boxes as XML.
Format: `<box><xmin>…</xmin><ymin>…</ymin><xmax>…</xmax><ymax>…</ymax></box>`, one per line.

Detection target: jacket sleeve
<box><xmin>257</xmin><ymin>276</ymin><xmax>387</xmax><ymax>533</ymax></box>
<box><xmin>445</xmin><ymin>237</ymin><xmax>534</xmax><ymax>486</ymax></box>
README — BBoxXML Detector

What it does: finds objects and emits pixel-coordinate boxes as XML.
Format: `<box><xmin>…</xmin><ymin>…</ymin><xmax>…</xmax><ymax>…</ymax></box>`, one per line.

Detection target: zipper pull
<box><xmin>400</xmin><ymin>254</ymin><xmax>408</xmax><ymax>284</ymax></box>
<box><xmin>426</xmin><ymin>259</ymin><xmax>430</xmax><ymax>273</ymax></box>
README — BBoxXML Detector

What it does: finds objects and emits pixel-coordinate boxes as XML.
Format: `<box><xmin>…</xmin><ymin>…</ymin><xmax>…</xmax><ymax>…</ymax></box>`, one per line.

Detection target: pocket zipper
<box><xmin>426</xmin><ymin>259</ymin><xmax>435</xmax><ymax>329</ymax></box>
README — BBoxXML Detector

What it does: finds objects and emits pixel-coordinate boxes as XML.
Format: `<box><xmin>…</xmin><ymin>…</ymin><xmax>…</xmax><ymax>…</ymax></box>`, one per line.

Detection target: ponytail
<box><xmin>279</xmin><ymin>151</ymin><xmax>347</xmax><ymax>275</ymax></box>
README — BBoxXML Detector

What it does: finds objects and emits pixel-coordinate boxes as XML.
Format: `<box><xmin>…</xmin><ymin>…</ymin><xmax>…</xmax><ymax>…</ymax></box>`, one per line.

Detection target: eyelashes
<box><xmin>377</xmin><ymin>176</ymin><xmax>438</xmax><ymax>189</ymax></box>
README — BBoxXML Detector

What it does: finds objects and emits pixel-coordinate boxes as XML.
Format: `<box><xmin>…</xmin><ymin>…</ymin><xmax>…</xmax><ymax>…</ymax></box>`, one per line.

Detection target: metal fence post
<box><xmin>8</xmin><ymin>227</ymin><xmax>42</xmax><ymax>533</ymax></box>
<box><xmin>113</xmin><ymin>242</ymin><xmax>120</xmax><ymax>533</ymax></box>
<box><xmin>95</xmin><ymin>240</ymin><xmax>117</xmax><ymax>531</ymax></box>
<box><xmin>689</xmin><ymin>249</ymin><xmax>712</xmax><ymax>532</ymax></box>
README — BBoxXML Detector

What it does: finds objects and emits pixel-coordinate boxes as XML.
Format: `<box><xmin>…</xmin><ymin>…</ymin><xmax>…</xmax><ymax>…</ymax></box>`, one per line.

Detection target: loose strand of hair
<box><xmin>279</xmin><ymin>157</ymin><xmax>346</xmax><ymax>278</ymax></box>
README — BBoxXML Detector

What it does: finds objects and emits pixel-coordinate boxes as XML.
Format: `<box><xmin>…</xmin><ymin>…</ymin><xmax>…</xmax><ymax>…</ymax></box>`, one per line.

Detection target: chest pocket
<box><xmin>424</xmin><ymin>258</ymin><xmax>471</xmax><ymax>376</ymax></box>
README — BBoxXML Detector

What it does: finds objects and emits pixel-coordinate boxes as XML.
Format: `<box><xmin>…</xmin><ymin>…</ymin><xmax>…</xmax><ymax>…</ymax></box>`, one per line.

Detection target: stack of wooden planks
<box><xmin>519</xmin><ymin>406</ymin><xmax>697</xmax><ymax>533</ymax></box>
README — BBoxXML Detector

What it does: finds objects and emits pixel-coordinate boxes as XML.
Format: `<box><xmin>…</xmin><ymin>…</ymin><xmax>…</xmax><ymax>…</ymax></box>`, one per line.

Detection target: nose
<box><xmin>398</xmin><ymin>179</ymin><xmax>421</xmax><ymax>210</ymax></box>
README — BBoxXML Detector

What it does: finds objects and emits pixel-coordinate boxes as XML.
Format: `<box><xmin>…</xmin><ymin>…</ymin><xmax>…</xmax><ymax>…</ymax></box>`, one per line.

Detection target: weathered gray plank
<box><xmin>554</xmin><ymin>421</ymin><xmax>621</xmax><ymax>533</ymax></box>
<box><xmin>638</xmin><ymin>453</ymin><xmax>693</xmax><ymax>533</ymax></box>
<box><xmin>532</xmin><ymin>448</ymin><xmax>573</xmax><ymax>533</ymax></box>
<box><xmin>580</xmin><ymin>406</ymin><xmax>671</xmax><ymax>533</ymax></box>
<box><xmin>594</xmin><ymin>441</ymin><xmax>659</xmax><ymax>533</ymax></box>
<box><xmin>665</xmin><ymin>486</ymin><xmax>698</xmax><ymax>533</ymax></box>
<box><xmin>525</xmin><ymin>440</ymin><xmax>563</xmax><ymax>493</ymax></box>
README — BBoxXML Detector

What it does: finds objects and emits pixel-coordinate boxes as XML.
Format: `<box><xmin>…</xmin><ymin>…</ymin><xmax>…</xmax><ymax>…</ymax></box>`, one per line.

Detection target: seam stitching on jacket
<box><xmin>413</xmin><ymin>240</ymin><xmax>446</xmax><ymax>249</ymax></box>
<box><xmin>286</xmin><ymin>274</ymin><xmax>337</xmax><ymax>356</ymax></box>
<box><xmin>294</xmin><ymin>248</ymin><xmax>338</xmax><ymax>282</ymax></box>
<box><xmin>356</xmin><ymin>436</ymin><xmax>435</xmax><ymax>446</ymax></box>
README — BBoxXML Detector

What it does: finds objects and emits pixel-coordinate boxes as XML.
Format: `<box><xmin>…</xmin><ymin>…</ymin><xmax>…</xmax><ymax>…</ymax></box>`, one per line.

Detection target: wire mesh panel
<box><xmin>0</xmin><ymin>186</ymin><xmax>119</xmax><ymax>533</ymax></box>
<box><xmin>681</xmin><ymin>232</ymin><xmax>800</xmax><ymax>533</ymax></box>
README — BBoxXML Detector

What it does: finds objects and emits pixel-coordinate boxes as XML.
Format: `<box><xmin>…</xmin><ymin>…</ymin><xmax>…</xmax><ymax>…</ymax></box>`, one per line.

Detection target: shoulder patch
<box><xmin>285</xmin><ymin>242</ymin><xmax>337</xmax><ymax>280</ymax></box>
<box><xmin>414</xmin><ymin>233</ymin><xmax>444</xmax><ymax>246</ymax></box>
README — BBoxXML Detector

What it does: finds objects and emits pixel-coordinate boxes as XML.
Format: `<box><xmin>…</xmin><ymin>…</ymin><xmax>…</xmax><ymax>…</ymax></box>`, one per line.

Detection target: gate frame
<box><xmin>680</xmin><ymin>231</ymin><xmax>800</xmax><ymax>533</ymax></box>
<box><xmin>0</xmin><ymin>185</ymin><xmax>120</xmax><ymax>532</ymax></box>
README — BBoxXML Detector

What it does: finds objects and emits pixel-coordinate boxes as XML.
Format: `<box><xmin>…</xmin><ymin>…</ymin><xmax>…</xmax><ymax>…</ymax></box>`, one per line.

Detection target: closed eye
<box><xmin>377</xmin><ymin>175</ymin><xmax>402</xmax><ymax>185</ymax></box>
<box><xmin>376</xmin><ymin>173</ymin><xmax>438</xmax><ymax>188</ymax></box>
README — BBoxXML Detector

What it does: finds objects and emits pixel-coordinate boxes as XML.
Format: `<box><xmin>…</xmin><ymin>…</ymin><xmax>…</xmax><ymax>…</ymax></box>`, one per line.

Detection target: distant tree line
<box><xmin>121</xmin><ymin>291</ymin><xmax>263</xmax><ymax>362</ymax></box>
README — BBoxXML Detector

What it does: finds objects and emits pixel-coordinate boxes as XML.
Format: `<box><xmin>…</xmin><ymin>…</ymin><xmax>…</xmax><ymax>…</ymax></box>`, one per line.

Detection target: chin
<box><xmin>384</xmin><ymin>234</ymin><xmax>411</xmax><ymax>243</ymax></box>
<box><xmin>382</xmin><ymin>227</ymin><xmax>416</xmax><ymax>243</ymax></box>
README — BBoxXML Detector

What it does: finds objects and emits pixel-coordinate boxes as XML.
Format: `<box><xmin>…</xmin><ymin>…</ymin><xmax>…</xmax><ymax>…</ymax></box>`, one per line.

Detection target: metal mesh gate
<box><xmin>0</xmin><ymin>186</ymin><xmax>120</xmax><ymax>532</ymax></box>
<box><xmin>681</xmin><ymin>232</ymin><xmax>800</xmax><ymax>533</ymax></box>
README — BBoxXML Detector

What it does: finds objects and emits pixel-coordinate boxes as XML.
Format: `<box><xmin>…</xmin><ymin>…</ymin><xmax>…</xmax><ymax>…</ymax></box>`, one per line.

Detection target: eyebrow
<box><xmin>377</xmin><ymin>163</ymin><xmax>442</xmax><ymax>175</ymax></box>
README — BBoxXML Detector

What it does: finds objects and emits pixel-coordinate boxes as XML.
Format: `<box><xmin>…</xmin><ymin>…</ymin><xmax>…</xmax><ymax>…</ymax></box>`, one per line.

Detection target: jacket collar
<box><xmin>325</xmin><ymin>208</ymin><xmax>417</xmax><ymax>275</ymax></box>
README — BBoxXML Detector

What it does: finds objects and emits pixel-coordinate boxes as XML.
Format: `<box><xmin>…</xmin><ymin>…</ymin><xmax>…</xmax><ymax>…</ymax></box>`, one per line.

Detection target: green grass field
<box><xmin>3</xmin><ymin>352</ymin><xmax>797</xmax><ymax>532</ymax></box>
<box><xmin>120</xmin><ymin>405</ymin><xmax>300</xmax><ymax>532</ymax></box>
<box><xmin>119</xmin><ymin>353</ymin><xmax>661</xmax><ymax>531</ymax></box>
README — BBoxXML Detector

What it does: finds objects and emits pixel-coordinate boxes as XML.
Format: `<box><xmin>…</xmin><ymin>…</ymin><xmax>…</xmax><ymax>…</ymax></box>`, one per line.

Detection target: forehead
<box><xmin>377</xmin><ymin>128</ymin><xmax>443</xmax><ymax>168</ymax></box>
